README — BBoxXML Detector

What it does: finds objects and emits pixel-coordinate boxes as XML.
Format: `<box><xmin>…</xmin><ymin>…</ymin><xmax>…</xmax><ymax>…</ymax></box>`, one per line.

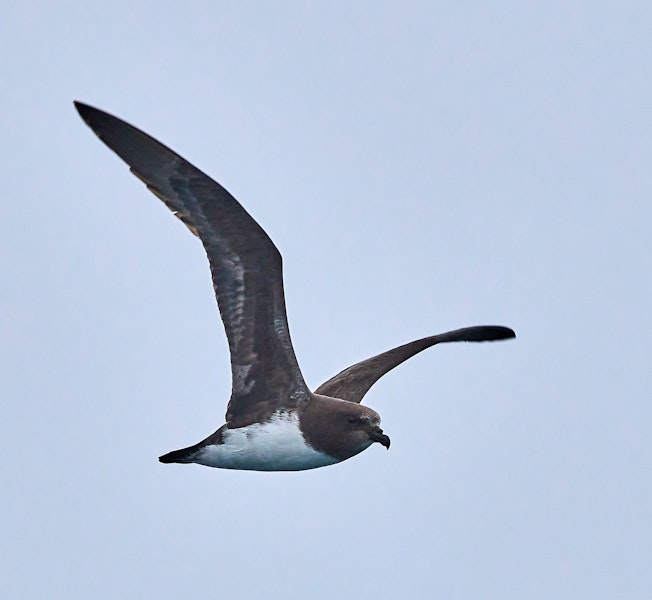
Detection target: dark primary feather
<box><xmin>74</xmin><ymin>102</ymin><xmax>309</xmax><ymax>427</ymax></box>
<box><xmin>315</xmin><ymin>325</ymin><xmax>515</xmax><ymax>404</ymax></box>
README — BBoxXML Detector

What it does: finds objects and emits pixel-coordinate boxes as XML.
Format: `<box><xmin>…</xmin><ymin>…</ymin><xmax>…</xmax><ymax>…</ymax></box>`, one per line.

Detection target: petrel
<box><xmin>75</xmin><ymin>102</ymin><xmax>515</xmax><ymax>472</ymax></box>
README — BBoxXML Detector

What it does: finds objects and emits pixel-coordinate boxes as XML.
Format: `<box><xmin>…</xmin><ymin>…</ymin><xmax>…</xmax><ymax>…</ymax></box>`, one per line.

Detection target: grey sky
<box><xmin>2</xmin><ymin>2</ymin><xmax>650</xmax><ymax>598</ymax></box>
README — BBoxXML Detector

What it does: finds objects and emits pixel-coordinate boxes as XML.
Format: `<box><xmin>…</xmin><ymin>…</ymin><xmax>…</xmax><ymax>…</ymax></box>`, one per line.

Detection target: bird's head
<box><xmin>301</xmin><ymin>395</ymin><xmax>390</xmax><ymax>462</ymax></box>
<box><xmin>342</xmin><ymin>409</ymin><xmax>391</xmax><ymax>452</ymax></box>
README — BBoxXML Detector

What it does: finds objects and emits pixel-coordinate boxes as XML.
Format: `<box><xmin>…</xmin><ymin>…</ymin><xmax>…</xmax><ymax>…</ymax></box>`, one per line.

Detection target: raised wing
<box><xmin>314</xmin><ymin>325</ymin><xmax>515</xmax><ymax>403</ymax></box>
<box><xmin>75</xmin><ymin>102</ymin><xmax>309</xmax><ymax>427</ymax></box>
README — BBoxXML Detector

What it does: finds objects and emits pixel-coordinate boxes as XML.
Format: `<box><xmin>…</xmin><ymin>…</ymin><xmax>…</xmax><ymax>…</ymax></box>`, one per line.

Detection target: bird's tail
<box><xmin>159</xmin><ymin>427</ymin><xmax>223</xmax><ymax>464</ymax></box>
<box><xmin>158</xmin><ymin>444</ymin><xmax>202</xmax><ymax>464</ymax></box>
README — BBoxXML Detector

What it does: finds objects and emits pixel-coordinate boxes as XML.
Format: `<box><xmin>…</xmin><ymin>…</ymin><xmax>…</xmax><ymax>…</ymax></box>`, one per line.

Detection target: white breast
<box><xmin>193</xmin><ymin>411</ymin><xmax>340</xmax><ymax>471</ymax></box>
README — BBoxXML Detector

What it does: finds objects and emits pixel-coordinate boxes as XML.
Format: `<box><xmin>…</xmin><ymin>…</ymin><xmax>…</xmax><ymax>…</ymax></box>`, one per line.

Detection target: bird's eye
<box><xmin>347</xmin><ymin>416</ymin><xmax>360</xmax><ymax>424</ymax></box>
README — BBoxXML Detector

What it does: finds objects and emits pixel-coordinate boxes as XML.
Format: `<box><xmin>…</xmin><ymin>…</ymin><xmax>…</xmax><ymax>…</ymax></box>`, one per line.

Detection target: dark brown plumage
<box><xmin>75</xmin><ymin>101</ymin><xmax>515</xmax><ymax>471</ymax></box>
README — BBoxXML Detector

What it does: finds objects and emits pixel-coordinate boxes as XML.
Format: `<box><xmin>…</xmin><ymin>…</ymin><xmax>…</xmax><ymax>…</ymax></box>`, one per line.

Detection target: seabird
<box><xmin>75</xmin><ymin>102</ymin><xmax>515</xmax><ymax>472</ymax></box>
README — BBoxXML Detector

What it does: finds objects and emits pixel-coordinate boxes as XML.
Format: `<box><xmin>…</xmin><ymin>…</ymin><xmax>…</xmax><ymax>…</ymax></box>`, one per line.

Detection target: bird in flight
<box><xmin>75</xmin><ymin>102</ymin><xmax>515</xmax><ymax>472</ymax></box>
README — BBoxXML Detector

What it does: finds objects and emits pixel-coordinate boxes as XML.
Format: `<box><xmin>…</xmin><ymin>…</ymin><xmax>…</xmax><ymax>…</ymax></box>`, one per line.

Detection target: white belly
<box><xmin>193</xmin><ymin>412</ymin><xmax>340</xmax><ymax>471</ymax></box>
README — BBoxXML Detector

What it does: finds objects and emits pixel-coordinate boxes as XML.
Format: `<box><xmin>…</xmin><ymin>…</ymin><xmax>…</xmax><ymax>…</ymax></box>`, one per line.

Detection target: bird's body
<box><xmin>75</xmin><ymin>101</ymin><xmax>515</xmax><ymax>472</ymax></box>
<box><xmin>158</xmin><ymin>394</ymin><xmax>385</xmax><ymax>471</ymax></box>
<box><xmin>174</xmin><ymin>411</ymin><xmax>341</xmax><ymax>472</ymax></box>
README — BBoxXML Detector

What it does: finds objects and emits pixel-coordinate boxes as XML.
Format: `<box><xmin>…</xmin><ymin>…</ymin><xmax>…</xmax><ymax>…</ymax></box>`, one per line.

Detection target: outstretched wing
<box><xmin>75</xmin><ymin>102</ymin><xmax>309</xmax><ymax>427</ymax></box>
<box><xmin>314</xmin><ymin>325</ymin><xmax>515</xmax><ymax>403</ymax></box>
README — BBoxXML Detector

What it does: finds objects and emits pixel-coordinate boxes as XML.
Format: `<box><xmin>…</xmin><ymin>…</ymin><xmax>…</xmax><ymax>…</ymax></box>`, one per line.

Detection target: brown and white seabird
<box><xmin>75</xmin><ymin>102</ymin><xmax>515</xmax><ymax>471</ymax></box>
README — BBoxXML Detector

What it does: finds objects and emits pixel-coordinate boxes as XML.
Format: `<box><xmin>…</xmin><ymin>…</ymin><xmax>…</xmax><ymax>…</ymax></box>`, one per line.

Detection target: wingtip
<box><xmin>499</xmin><ymin>326</ymin><xmax>516</xmax><ymax>340</ymax></box>
<box><xmin>73</xmin><ymin>100</ymin><xmax>99</xmax><ymax>124</ymax></box>
<box><xmin>457</xmin><ymin>325</ymin><xmax>516</xmax><ymax>342</ymax></box>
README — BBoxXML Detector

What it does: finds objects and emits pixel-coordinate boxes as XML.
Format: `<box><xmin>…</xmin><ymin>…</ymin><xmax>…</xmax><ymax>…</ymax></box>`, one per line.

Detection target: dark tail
<box><xmin>158</xmin><ymin>444</ymin><xmax>201</xmax><ymax>464</ymax></box>
<box><xmin>159</xmin><ymin>427</ymin><xmax>224</xmax><ymax>464</ymax></box>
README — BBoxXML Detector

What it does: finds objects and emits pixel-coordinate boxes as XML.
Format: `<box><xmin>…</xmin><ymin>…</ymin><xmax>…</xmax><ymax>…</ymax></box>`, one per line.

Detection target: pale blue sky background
<box><xmin>2</xmin><ymin>2</ymin><xmax>650</xmax><ymax>599</ymax></box>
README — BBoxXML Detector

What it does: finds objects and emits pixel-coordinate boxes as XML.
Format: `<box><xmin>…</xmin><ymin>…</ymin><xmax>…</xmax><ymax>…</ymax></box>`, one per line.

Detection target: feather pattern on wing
<box><xmin>75</xmin><ymin>103</ymin><xmax>309</xmax><ymax>427</ymax></box>
<box><xmin>315</xmin><ymin>326</ymin><xmax>515</xmax><ymax>404</ymax></box>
